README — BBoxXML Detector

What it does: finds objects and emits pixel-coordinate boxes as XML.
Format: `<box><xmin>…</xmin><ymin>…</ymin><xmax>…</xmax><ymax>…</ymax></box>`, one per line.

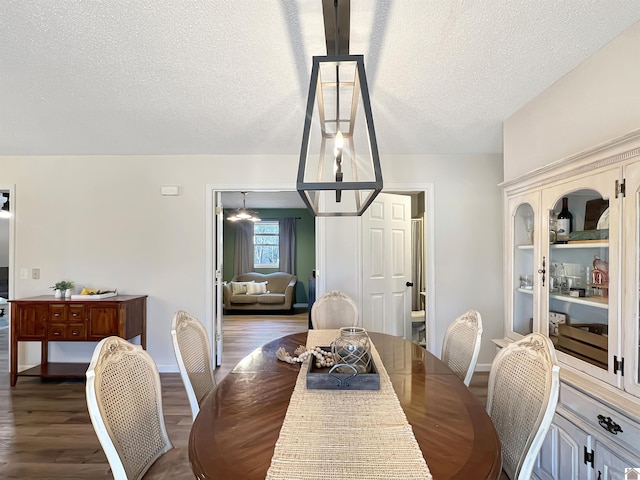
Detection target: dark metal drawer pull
<box><xmin>597</xmin><ymin>414</ymin><xmax>623</xmax><ymax>435</ymax></box>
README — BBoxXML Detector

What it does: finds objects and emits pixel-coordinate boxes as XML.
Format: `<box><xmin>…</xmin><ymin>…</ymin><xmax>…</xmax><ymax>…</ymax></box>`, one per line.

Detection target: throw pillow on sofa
<box><xmin>246</xmin><ymin>281</ymin><xmax>268</xmax><ymax>295</ymax></box>
<box><xmin>231</xmin><ymin>281</ymin><xmax>255</xmax><ymax>295</ymax></box>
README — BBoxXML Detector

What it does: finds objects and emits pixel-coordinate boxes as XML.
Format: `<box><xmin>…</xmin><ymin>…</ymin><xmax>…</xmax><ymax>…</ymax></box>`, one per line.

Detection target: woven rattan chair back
<box><xmin>441</xmin><ymin>309</ymin><xmax>483</xmax><ymax>386</ymax></box>
<box><xmin>486</xmin><ymin>333</ymin><xmax>560</xmax><ymax>480</ymax></box>
<box><xmin>311</xmin><ymin>290</ymin><xmax>358</xmax><ymax>329</ymax></box>
<box><xmin>171</xmin><ymin>310</ymin><xmax>217</xmax><ymax>420</ymax></box>
<box><xmin>86</xmin><ymin>336</ymin><xmax>173</xmax><ymax>480</ymax></box>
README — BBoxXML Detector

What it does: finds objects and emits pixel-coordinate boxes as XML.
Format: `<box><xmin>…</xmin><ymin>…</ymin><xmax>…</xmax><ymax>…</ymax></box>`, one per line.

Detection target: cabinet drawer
<box><xmin>68</xmin><ymin>304</ymin><xmax>85</xmax><ymax>321</ymax></box>
<box><xmin>49</xmin><ymin>304</ymin><xmax>67</xmax><ymax>321</ymax></box>
<box><xmin>560</xmin><ymin>383</ymin><xmax>640</xmax><ymax>455</ymax></box>
<box><xmin>48</xmin><ymin>322</ymin><xmax>86</xmax><ymax>340</ymax></box>
<box><xmin>49</xmin><ymin>304</ymin><xmax>86</xmax><ymax>322</ymax></box>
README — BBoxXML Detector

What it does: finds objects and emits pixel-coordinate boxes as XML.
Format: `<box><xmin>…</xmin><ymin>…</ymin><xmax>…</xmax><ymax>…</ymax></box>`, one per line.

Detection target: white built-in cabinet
<box><xmin>499</xmin><ymin>130</ymin><xmax>640</xmax><ymax>479</ymax></box>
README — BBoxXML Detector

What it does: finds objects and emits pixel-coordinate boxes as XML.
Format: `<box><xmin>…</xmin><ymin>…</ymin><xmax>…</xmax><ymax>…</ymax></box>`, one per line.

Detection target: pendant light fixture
<box><xmin>227</xmin><ymin>192</ymin><xmax>261</xmax><ymax>222</ymax></box>
<box><xmin>297</xmin><ymin>0</ymin><xmax>382</xmax><ymax>216</ymax></box>
<box><xmin>0</xmin><ymin>194</ymin><xmax>10</xmax><ymax>219</ymax></box>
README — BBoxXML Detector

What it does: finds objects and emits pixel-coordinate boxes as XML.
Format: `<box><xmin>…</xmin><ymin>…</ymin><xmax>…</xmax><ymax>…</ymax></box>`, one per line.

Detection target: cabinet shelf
<box><xmin>17</xmin><ymin>362</ymin><xmax>90</xmax><ymax>379</ymax></box>
<box><xmin>549</xmin><ymin>293</ymin><xmax>608</xmax><ymax>309</ymax></box>
<box><xmin>551</xmin><ymin>241</ymin><xmax>608</xmax><ymax>249</ymax></box>
<box><xmin>516</xmin><ymin>288</ymin><xmax>534</xmax><ymax>295</ymax></box>
<box><xmin>516</xmin><ymin>244</ymin><xmax>534</xmax><ymax>250</ymax></box>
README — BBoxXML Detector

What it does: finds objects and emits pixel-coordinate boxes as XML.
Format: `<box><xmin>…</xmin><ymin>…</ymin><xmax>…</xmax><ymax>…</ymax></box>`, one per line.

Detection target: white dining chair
<box><xmin>311</xmin><ymin>290</ymin><xmax>358</xmax><ymax>329</ymax></box>
<box><xmin>86</xmin><ymin>336</ymin><xmax>195</xmax><ymax>480</ymax></box>
<box><xmin>171</xmin><ymin>310</ymin><xmax>217</xmax><ymax>420</ymax></box>
<box><xmin>441</xmin><ymin>309</ymin><xmax>483</xmax><ymax>386</ymax></box>
<box><xmin>486</xmin><ymin>333</ymin><xmax>560</xmax><ymax>480</ymax></box>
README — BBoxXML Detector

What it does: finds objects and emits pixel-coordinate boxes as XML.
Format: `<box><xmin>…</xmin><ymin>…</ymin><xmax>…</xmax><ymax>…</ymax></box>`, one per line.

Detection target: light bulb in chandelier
<box><xmin>227</xmin><ymin>192</ymin><xmax>261</xmax><ymax>222</ymax></box>
<box><xmin>334</xmin><ymin>131</ymin><xmax>344</xmax><ymax>203</ymax></box>
<box><xmin>334</xmin><ymin>130</ymin><xmax>344</xmax><ymax>159</ymax></box>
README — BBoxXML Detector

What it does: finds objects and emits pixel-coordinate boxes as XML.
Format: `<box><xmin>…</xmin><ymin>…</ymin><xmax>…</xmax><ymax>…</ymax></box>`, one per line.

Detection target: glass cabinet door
<box><xmin>624</xmin><ymin>162</ymin><xmax>640</xmax><ymax>397</ymax></box>
<box><xmin>541</xmin><ymin>169</ymin><xmax>620</xmax><ymax>386</ymax></box>
<box><xmin>508</xmin><ymin>192</ymin><xmax>540</xmax><ymax>339</ymax></box>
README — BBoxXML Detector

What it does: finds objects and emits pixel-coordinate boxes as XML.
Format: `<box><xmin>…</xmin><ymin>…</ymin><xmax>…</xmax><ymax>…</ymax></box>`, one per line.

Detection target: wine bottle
<box><xmin>556</xmin><ymin>197</ymin><xmax>573</xmax><ymax>242</ymax></box>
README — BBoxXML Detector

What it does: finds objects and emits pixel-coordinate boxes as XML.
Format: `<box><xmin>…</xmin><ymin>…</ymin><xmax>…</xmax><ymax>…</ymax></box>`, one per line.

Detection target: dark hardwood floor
<box><xmin>0</xmin><ymin>313</ymin><xmax>488</xmax><ymax>479</ymax></box>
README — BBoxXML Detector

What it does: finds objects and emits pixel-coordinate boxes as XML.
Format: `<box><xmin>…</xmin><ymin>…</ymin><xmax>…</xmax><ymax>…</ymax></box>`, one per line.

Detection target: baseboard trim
<box><xmin>475</xmin><ymin>363</ymin><xmax>491</xmax><ymax>372</ymax></box>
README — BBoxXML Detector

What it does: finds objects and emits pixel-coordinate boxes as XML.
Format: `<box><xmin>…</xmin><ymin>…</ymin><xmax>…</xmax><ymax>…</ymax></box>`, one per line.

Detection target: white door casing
<box><xmin>361</xmin><ymin>193</ymin><xmax>412</xmax><ymax>338</ymax></box>
<box><xmin>0</xmin><ymin>185</ymin><xmax>15</xmax><ymax>373</ymax></box>
<box><xmin>214</xmin><ymin>191</ymin><xmax>224</xmax><ymax>366</ymax></box>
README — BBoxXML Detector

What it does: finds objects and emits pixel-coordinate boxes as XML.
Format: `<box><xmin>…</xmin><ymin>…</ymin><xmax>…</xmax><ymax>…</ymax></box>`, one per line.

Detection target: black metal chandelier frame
<box><xmin>296</xmin><ymin>0</ymin><xmax>383</xmax><ymax>217</ymax></box>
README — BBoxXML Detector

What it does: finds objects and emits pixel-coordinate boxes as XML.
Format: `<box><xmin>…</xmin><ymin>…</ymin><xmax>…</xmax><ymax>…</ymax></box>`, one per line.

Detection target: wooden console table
<box><xmin>9</xmin><ymin>295</ymin><xmax>147</xmax><ymax>386</ymax></box>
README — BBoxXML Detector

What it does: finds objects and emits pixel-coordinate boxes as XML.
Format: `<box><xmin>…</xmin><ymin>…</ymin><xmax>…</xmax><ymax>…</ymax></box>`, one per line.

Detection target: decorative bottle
<box><xmin>556</xmin><ymin>197</ymin><xmax>573</xmax><ymax>242</ymax></box>
<box><xmin>331</xmin><ymin>326</ymin><xmax>372</xmax><ymax>374</ymax></box>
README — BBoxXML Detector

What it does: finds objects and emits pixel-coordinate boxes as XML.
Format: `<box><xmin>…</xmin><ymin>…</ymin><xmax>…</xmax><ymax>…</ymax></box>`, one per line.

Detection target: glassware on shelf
<box><xmin>519</xmin><ymin>275</ymin><xmax>534</xmax><ymax>290</ymax></box>
<box><xmin>525</xmin><ymin>214</ymin><xmax>534</xmax><ymax>245</ymax></box>
<box><xmin>549</xmin><ymin>210</ymin><xmax>557</xmax><ymax>244</ymax></box>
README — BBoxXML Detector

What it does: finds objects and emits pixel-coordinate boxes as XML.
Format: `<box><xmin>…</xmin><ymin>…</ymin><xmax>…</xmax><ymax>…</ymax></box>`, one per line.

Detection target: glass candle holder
<box><xmin>331</xmin><ymin>326</ymin><xmax>372</xmax><ymax>374</ymax></box>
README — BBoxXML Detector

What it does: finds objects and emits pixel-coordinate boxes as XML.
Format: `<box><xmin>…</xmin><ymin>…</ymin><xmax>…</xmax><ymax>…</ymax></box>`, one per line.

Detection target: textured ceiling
<box><xmin>1</xmin><ymin>1</ymin><xmax>639</xmax><ymax>156</ymax></box>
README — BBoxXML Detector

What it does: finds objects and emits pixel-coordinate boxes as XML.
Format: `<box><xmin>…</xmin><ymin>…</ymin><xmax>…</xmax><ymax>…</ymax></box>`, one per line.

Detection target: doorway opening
<box><xmin>0</xmin><ymin>187</ymin><xmax>13</xmax><ymax>373</ymax></box>
<box><xmin>208</xmin><ymin>187</ymin><xmax>315</xmax><ymax>367</ymax></box>
<box><xmin>380</xmin><ymin>189</ymin><xmax>431</xmax><ymax>347</ymax></box>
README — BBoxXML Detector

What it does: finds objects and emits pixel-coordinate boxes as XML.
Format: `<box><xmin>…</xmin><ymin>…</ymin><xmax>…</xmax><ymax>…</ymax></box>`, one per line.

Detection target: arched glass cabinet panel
<box><xmin>541</xmin><ymin>170</ymin><xmax>620</xmax><ymax>387</ymax></box>
<box><xmin>513</xmin><ymin>203</ymin><xmax>535</xmax><ymax>336</ymax></box>
<box><xmin>547</xmin><ymin>189</ymin><xmax>610</xmax><ymax>371</ymax></box>
<box><xmin>506</xmin><ymin>191</ymin><xmax>540</xmax><ymax>339</ymax></box>
<box><xmin>623</xmin><ymin>162</ymin><xmax>640</xmax><ymax>397</ymax></box>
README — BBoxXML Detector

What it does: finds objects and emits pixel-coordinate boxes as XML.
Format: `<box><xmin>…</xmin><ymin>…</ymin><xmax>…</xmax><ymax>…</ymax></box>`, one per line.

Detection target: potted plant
<box><xmin>51</xmin><ymin>280</ymin><xmax>74</xmax><ymax>299</ymax></box>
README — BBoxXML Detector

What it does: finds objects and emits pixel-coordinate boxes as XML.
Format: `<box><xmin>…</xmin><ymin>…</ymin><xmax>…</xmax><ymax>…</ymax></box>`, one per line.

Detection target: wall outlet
<box><xmin>32</xmin><ymin>268</ymin><xmax>40</xmax><ymax>279</ymax></box>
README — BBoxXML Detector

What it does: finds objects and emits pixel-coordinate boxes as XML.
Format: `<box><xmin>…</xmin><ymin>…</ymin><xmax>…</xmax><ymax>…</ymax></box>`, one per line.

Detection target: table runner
<box><xmin>266</xmin><ymin>329</ymin><xmax>433</xmax><ymax>480</ymax></box>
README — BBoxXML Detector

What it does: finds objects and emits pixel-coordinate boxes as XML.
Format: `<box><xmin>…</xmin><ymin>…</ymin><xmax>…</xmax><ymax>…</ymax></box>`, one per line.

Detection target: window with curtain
<box><xmin>279</xmin><ymin>218</ymin><xmax>296</xmax><ymax>274</ymax></box>
<box><xmin>254</xmin><ymin>221</ymin><xmax>279</xmax><ymax>268</ymax></box>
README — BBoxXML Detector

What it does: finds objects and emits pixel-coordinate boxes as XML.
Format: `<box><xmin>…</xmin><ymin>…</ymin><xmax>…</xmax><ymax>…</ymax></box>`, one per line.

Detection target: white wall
<box><xmin>0</xmin><ymin>153</ymin><xmax>503</xmax><ymax>370</ymax></box>
<box><xmin>504</xmin><ymin>21</ymin><xmax>640</xmax><ymax>182</ymax></box>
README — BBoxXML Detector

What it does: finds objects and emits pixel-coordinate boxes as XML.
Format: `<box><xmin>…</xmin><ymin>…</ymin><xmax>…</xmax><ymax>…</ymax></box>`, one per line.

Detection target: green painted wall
<box><xmin>222</xmin><ymin>208</ymin><xmax>315</xmax><ymax>304</ymax></box>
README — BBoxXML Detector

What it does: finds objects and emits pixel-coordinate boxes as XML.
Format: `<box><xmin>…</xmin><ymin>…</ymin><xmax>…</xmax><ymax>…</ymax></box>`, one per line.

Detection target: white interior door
<box><xmin>361</xmin><ymin>193</ymin><xmax>412</xmax><ymax>338</ymax></box>
<box><xmin>214</xmin><ymin>191</ymin><xmax>224</xmax><ymax>366</ymax></box>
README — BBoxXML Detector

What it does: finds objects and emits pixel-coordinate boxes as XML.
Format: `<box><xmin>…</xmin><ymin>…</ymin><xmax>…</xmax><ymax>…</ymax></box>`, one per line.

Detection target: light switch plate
<box><xmin>32</xmin><ymin>268</ymin><xmax>40</xmax><ymax>279</ymax></box>
<box><xmin>160</xmin><ymin>185</ymin><xmax>180</xmax><ymax>196</ymax></box>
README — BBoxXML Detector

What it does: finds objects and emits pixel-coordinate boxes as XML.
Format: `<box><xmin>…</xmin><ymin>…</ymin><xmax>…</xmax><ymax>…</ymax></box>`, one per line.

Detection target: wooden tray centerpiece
<box><xmin>306</xmin><ymin>346</ymin><xmax>380</xmax><ymax>391</ymax></box>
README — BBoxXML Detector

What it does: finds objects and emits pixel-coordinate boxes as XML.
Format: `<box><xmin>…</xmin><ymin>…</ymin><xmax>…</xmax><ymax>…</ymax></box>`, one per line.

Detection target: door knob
<box><xmin>406</xmin><ymin>282</ymin><xmax>414</xmax><ymax>287</ymax></box>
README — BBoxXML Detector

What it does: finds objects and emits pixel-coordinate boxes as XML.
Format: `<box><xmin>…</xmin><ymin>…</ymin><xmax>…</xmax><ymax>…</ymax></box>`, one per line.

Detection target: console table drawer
<box><xmin>50</xmin><ymin>303</ymin><xmax>86</xmax><ymax>322</ymax></box>
<box><xmin>561</xmin><ymin>383</ymin><xmax>640</xmax><ymax>454</ymax></box>
<box><xmin>48</xmin><ymin>323</ymin><xmax>86</xmax><ymax>340</ymax></box>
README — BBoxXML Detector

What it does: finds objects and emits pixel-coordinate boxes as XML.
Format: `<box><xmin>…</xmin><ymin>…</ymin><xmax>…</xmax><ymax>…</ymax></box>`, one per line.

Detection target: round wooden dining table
<box><xmin>189</xmin><ymin>331</ymin><xmax>502</xmax><ymax>480</ymax></box>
